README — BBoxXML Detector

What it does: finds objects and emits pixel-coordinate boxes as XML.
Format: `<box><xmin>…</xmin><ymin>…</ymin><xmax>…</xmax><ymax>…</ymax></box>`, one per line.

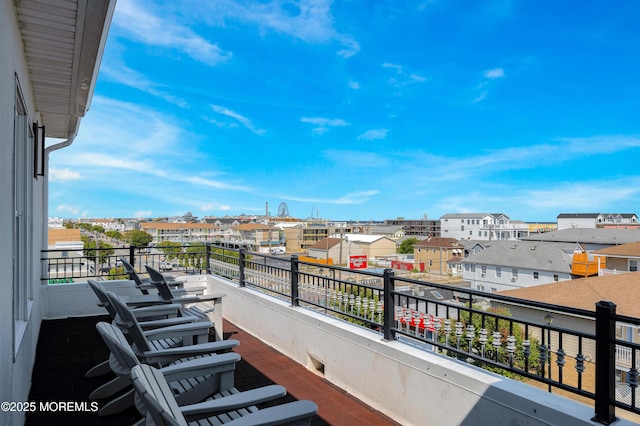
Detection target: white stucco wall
<box><xmin>0</xmin><ymin>3</ymin><xmax>44</xmax><ymax>425</ymax></box>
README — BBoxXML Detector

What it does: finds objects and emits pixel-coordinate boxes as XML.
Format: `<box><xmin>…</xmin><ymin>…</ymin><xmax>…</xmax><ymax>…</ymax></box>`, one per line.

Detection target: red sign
<box><xmin>349</xmin><ymin>255</ymin><xmax>368</xmax><ymax>269</ymax></box>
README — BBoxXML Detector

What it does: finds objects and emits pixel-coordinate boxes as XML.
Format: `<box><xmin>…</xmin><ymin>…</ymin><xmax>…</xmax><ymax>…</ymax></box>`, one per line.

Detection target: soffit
<box><xmin>15</xmin><ymin>0</ymin><xmax>115</xmax><ymax>138</ymax></box>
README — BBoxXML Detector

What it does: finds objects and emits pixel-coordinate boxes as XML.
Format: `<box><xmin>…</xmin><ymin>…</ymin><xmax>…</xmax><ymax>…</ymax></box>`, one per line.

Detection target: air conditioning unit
<box><xmin>511</xmin><ymin>277</ymin><xmax>517</xmax><ymax>282</ymax></box>
<box><xmin>480</xmin><ymin>273</ymin><xmax>486</xmax><ymax>278</ymax></box>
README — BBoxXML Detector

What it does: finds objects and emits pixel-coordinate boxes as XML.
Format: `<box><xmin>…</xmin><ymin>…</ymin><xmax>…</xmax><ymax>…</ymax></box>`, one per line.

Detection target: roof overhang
<box><xmin>15</xmin><ymin>0</ymin><xmax>116</xmax><ymax>138</ymax></box>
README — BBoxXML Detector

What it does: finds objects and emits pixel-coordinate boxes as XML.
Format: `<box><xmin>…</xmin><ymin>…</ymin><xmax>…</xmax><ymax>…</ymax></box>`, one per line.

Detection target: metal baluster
<box><xmin>478</xmin><ymin>329</ymin><xmax>488</xmax><ymax>359</ymax></box>
<box><xmin>444</xmin><ymin>319</ymin><xmax>451</xmax><ymax>348</ymax></box>
<box><xmin>455</xmin><ymin>322</ymin><xmax>463</xmax><ymax>351</ymax></box>
<box><xmin>492</xmin><ymin>331</ymin><xmax>502</xmax><ymax>362</ymax></box>
<box><xmin>466</xmin><ymin>324</ymin><xmax>475</xmax><ymax>354</ymax></box>
<box><xmin>506</xmin><ymin>335</ymin><xmax>516</xmax><ymax>367</ymax></box>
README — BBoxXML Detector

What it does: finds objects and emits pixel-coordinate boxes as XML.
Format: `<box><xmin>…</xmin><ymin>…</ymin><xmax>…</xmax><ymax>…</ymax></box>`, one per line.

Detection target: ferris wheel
<box><xmin>277</xmin><ymin>202</ymin><xmax>289</xmax><ymax>217</ymax></box>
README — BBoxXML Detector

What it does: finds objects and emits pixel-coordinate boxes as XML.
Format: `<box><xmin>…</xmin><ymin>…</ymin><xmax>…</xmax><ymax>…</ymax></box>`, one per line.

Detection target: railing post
<box><xmin>291</xmin><ymin>255</ymin><xmax>299</xmax><ymax>307</ymax></box>
<box><xmin>592</xmin><ymin>300</ymin><xmax>617</xmax><ymax>425</ymax></box>
<box><xmin>129</xmin><ymin>245</ymin><xmax>136</xmax><ymax>266</ymax></box>
<box><xmin>383</xmin><ymin>268</ymin><xmax>395</xmax><ymax>341</ymax></box>
<box><xmin>205</xmin><ymin>243</ymin><xmax>211</xmax><ymax>274</ymax></box>
<box><xmin>238</xmin><ymin>248</ymin><xmax>245</xmax><ymax>287</ymax></box>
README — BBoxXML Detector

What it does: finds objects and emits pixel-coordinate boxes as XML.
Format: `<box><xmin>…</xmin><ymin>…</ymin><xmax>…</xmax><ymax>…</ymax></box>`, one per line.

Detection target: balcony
<box><xmin>33</xmin><ymin>245</ymin><xmax>640</xmax><ymax>425</ymax></box>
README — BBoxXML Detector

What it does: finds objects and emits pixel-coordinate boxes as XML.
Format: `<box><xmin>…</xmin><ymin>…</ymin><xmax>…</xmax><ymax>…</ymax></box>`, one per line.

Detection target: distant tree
<box><xmin>92</xmin><ymin>225</ymin><xmax>105</xmax><ymax>233</ymax></box>
<box><xmin>185</xmin><ymin>242</ymin><xmax>206</xmax><ymax>268</ymax></box>
<box><xmin>81</xmin><ymin>237</ymin><xmax>114</xmax><ymax>264</ymax></box>
<box><xmin>64</xmin><ymin>222</ymin><xmax>76</xmax><ymax>229</ymax></box>
<box><xmin>123</xmin><ymin>230</ymin><xmax>153</xmax><ymax>248</ymax></box>
<box><xmin>157</xmin><ymin>241</ymin><xmax>182</xmax><ymax>259</ymax></box>
<box><xmin>106</xmin><ymin>266</ymin><xmax>128</xmax><ymax>280</ymax></box>
<box><xmin>78</xmin><ymin>223</ymin><xmax>93</xmax><ymax>231</ymax></box>
<box><xmin>105</xmin><ymin>230</ymin><xmax>123</xmax><ymax>240</ymax></box>
<box><xmin>398</xmin><ymin>238</ymin><xmax>418</xmax><ymax>254</ymax></box>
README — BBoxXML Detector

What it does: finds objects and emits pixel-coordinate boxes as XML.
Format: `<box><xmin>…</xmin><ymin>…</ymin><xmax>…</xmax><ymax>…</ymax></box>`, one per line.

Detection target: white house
<box><xmin>557</xmin><ymin>213</ymin><xmax>639</xmax><ymax>230</ymax></box>
<box><xmin>440</xmin><ymin>213</ymin><xmax>530</xmax><ymax>241</ymax></box>
<box><xmin>460</xmin><ymin>240</ymin><xmax>575</xmax><ymax>292</ymax></box>
<box><xmin>1</xmin><ymin>1</ymin><xmax>114</xmax><ymax>424</ymax></box>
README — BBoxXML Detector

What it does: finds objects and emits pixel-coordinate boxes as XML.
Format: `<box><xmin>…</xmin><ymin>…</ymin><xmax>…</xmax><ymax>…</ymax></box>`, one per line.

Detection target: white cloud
<box><xmin>56</xmin><ymin>204</ymin><xmax>80</xmax><ymax>215</ymax></box>
<box><xmin>301</xmin><ymin>117</ymin><xmax>349</xmax><ymax>135</ymax></box>
<box><xmin>210</xmin><ymin>105</ymin><xmax>266</xmax><ymax>135</ymax></box>
<box><xmin>358</xmin><ymin>129</ymin><xmax>388</xmax><ymax>140</ymax></box>
<box><xmin>484</xmin><ymin>68</ymin><xmax>505</xmax><ymax>79</ymax></box>
<box><xmin>348</xmin><ymin>80</ymin><xmax>360</xmax><ymax>90</ymax></box>
<box><xmin>49</xmin><ymin>168</ymin><xmax>81</xmax><ymax>182</ymax></box>
<box><xmin>114</xmin><ymin>0</ymin><xmax>231</xmax><ymax>66</ymax></box>
<box><xmin>383</xmin><ymin>63</ymin><xmax>426</xmax><ymax>88</ymax></box>
<box><xmin>206</xmin><ymin>0</ymin><xmax>359</xmax><ymax>57</ymax></box>
<box><xmin>101</xmin><ymin>60</ymin><xmax>188</xmax><ymax>108</ymax></box>
<box><xmin>200</xmin><ymin>203</ymin><xmax>232</xmax><ymax>211</ymax></box>
<box><xmin>133</xmin><ymin>210</ymin><xmax>153</xmax><ymax>218</ymax></box>
<box><xmin>280</xmin><ymin>190</ymin><xmax>379</xmax><ymax>205</ymax></box>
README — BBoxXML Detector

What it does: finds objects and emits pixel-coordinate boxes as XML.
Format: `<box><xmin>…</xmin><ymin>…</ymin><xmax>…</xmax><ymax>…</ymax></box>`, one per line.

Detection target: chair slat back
<box><xmin>87</xmin><ymin>279</ymin><xmax>117</xmax><ymax>318</ymax></box>
<box><xmin>145</xmin><ymin>265</ymin><xmax>174</xmax><ymax>300</ymax></box>
<box><xmin>131</xmin><ymin>364</ymin><xmax>186</xmax><ymax>426</ymax></box>
<box><xmin>106</xmin><ymin>291</ymin><xmax>153</xmax><ymax>353</ymax></box>
<box><xmin>96</xmin><ymin>322</ymin><xmax>140</xmax><ymax>372</ymax></box>
<box><xmin>119</xmin><ymin>257</ymin><xmax>150</xmax><ymax>295</ymax></box>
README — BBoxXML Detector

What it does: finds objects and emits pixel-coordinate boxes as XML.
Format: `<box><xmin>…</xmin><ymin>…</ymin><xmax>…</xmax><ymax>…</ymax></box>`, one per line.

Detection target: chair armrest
<box><xmin>138</xmin><ymin>316</ymin><xmax>199</xmax><ymax>330</ymax></box>
<box><xmin>180</xmin><ymin>385</ymin><xmax>286</xmax><ymax>420</ymax></box>
<box><xmin>142</xmin><ymin>339</ymin><xmax>240</xmax><ymax>363</ymax></box>
<box><xmin>142</xmin><ymin>321</ymin><xmax>213</xmax><ymax>341</ymax></box>
<box><xmin>132</xmin><ymin>303</ymin><xmax>182</xmax><ymax>319</ymax></box>
<box><xmin>169</xmin><ymin>293</ymin><xmax>226</xmax><ymax>304</ymax></box>
<box><xmin>171</xmin><ymin>285</ymin><xmax>206</xmax><ymax>296</ymax></box>
<box><xmin>222</xmin><ymin>400</ymin><xmax>318</xmax><ymax>426</ymax></box>
<box><xmin>160</xmin><ymin>352</ymin><xmax>240</xmax><ymax>382</ymax></box>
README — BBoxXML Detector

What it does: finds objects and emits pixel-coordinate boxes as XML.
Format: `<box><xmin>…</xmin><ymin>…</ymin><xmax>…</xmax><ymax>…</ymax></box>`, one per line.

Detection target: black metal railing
<box><xmin>230</xmin><ymin>249</ymin><xmax>640</xmax><ymax>424</ymax></box>
<box><xmin>41</xmin><ymin>243</ymin><xmax>215</xmax><ymax>282</ymax></box>
<box><xmin>41</xmin><ymin>243</ymin><xmax>640</xmax><ymax>423</ymax></box>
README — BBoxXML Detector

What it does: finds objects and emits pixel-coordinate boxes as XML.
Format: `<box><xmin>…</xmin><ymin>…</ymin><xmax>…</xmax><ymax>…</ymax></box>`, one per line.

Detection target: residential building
<box><xmin>592</xmin><ymin>241</ymin><xmax>640</xmax><ymax>276</ymax></box>
<box><xmin>461</xmin><ymin>241</ymin><xmax>575</xmax><ymax>292</ymax></box>
<box><xmin>140</xmin><ymin>221</ymin><xmax>221</xmax><ymax>244</ymax></box>
<box><xmin>282</xmin><ymin>222</ymin><xmax>353</xmax><ymax>252</ymax></box>
<box><xmin>521</xmin><ymin>228</ymin><xmax>640</xmax><ymax>250</ymax></box>
<box><xmin>307</xmin><ymin>234</ymin><xmax>396</xmax><ymax>266</ymax></box>
<box><xmin>496</xmin><ymin>272</ymin><xmax>640</xmax><ymax>387</ymax></box>
<box><xmin>413</xmin><ymin>237</ymin><xmax>463</xmax><ymax>276</ymax></box>
<box><xmin>557</xmin><ymin>213</ymin><xmax>639</xmax><ymax>230</ymax></box>
<box><xmin>384</xmin><ymin>217</ymin><xmax>440</xmax><ymax>237</ymax></box>
<box><xmin>231</xmin><ymin>223</ymin><xmax>281</xmax><ymax>252</ymax></box>
<box><xmin>440</xmin><ymin>213</ymin><xmax>530</xmax><ymax>241</ymax></box>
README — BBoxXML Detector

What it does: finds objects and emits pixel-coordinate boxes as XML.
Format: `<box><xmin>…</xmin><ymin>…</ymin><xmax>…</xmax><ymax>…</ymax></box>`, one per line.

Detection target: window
<box><xmin>461</xmin><ymin>225</ymin><xmax>464</xmax><ymax>231</ymax></box>
<box><xmin>481</xmin><ymin>265</ymin><xmax>486</xmax><ymax>275</ymax></box>
<box><xmin>554</xmin><ymin>274</ymin><xmax>559</xmax><ymax>282</ymax></box>
<box><xmin>469</xmin><ymin>230</ymin><xmax>473</xmax><ymax>235</ymax></box>
<box><xmin>491</xmin><ymin>287</ymin><xmax>497</xmax><ymax>293</ymax></box>
<box><xmin>13</xmin><ymin>76</ymin><xmax>35</xmax><ymax>356</ymax></box>
<box><xmin>533</xmin><ymin>272</ymin><xmax>539</xmax><ymax>279</ymax></box>
<box><xmin>630</xmin><ymin>260</ymin><xmax>638</xmax><ymax>272</ymax></box>
<box><xmin>511</xmin><ymin>268</ymin><xmax>518</xmax><ymax>281</ymax></box>
<box><xmin>495</xmin><ymin>267</ymin><xmax>501</xmax><ymax>278</ymax></box>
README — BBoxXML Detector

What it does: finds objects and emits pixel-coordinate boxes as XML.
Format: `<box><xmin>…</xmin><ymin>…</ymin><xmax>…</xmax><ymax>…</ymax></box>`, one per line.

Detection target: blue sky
<box><xmin>49</xmin><ymin>0</ymin><xmax>640</xmax><ymax>222</ymax></box>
